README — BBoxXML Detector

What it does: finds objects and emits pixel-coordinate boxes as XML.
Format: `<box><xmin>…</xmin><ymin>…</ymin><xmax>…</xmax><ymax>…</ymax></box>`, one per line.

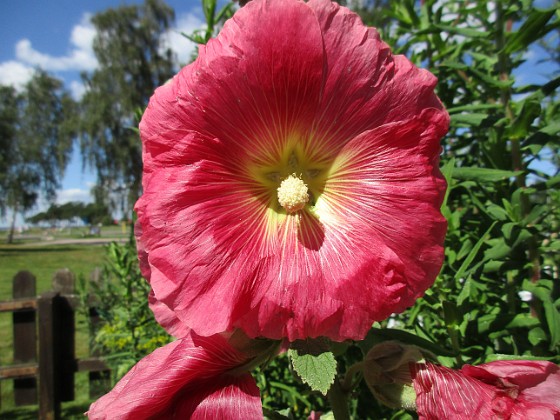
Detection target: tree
<box><xmin>0</xmin><ymin>71</ymin><xmax>75</xmax><ymax>243</ymax></box>
<box><xmin>27</xmin><ymin>200</ymin><xmax>113</xmax><ymax>227</ymax></box>
<box><xmin>79</xmin><ymin>0</ymin><xmax>176</xmax><ymax>217</ymax></box>
<box><xmin>0</xmin><ymin>85</ymin><xmax>20</xmax><ymax>212</ymax></box>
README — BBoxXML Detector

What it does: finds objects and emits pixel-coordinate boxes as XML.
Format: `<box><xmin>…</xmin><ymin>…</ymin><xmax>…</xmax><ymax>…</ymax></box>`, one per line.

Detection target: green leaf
<box><xmin>440</xmin><ymin>158</ymin><xmax>455</xmax><ymax>217</ymax></box>
<box><xmin>288</xmin><ymin>349</ymin><xmax>337</xmax><ymax>395</ymax></box>
<box><xmin>450</xmin><ymin>113</ymin><xmax>489</xmax><ymax>126</ymax></box>
<box><xmin>440</xmin><ymin>61</ymin><xmax>513</xmax><ymax>88</ymax></box>
<box><xmin>487</xmin><ymin>204</ymin><xmax>509</xmax><ymax>221</ymax></box>
<box><xmin>478</xmin><ymin>313</ymin><xmax>513</xmax><ymax>334</ymax></box>
<box><xmin>448</xmin><ymin>104</ymin><xmax>501</xmax><ymax>113</ymax></box>
<box><xmin>434</xmin><ymin>23</ymin><xmax>490</xmax><ymax>38</ymax></box>
<box><xmin>506</xmin><ymin>314</ymin><xmax>540</xmax><ymax>329</ymax></box>
<box><xmin>457</xmin><ymin>278</ymin><xmax>478</xmax><ymax>306</ymax></box>
<box><xmin>528</xmin><ymin>327</ymin><xmax>548</xmax><ymax>346</ymax></box>
<box><xmin>522</xmin><ymin>280</ymin><xmax>560</xmax><ymax>349</ymax></box>
<box><xmin>453</xmin><ymin>167</ymin><xmax>523</xmax><ymax>182</ymax></box>
<box><xmin>455</xmin><ymin>222</ymin><xmax>497</xmax><ymax>281</ymax></box>
<box><xmin>503</xmin><ymin>8</ymin><xmax>558</xmax><ymax>54</ymax></box>
<box><xmin>484</xmin><ymin>237</ymin><xmax>512</xmax><ymax>260</ymax></box>
<box><xmin>484</xmin><ymin>353</ymin><xmax>551</xmax><ymax>362</ymax></box>
<box><xmin>524</xmin><ymin>120</ymin><xmax>560</xmax><ymax>147</ymax></box>
<box><xmin>509</xmin><ymin>98</ymin><xmax>541</xmax><ymax>139</ymax></box>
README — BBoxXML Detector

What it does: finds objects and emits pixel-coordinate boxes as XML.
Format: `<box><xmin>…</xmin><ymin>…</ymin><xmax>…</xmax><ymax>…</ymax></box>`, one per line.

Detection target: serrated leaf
<box><xmin>288</xmin><ymin>349</ymin><xmax>336</xmax><ymax>395</ymax></box>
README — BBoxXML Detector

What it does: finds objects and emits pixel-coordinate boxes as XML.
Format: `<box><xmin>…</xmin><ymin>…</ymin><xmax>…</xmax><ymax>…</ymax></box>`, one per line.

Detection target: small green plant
<box><xmin>88</xmin><ymin>240</ymin><xmax>172</xmax><ymax>381</ymax></box>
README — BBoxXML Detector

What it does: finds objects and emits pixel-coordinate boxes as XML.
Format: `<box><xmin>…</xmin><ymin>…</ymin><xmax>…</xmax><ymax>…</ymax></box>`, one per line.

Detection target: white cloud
<box><xmin>56</xmin><ymin>188</ymin><xmax>92</xmax><ymax>204</ymax></box>
<box><xmin>163</xmin><ymin>12</ymin><xmax>205</xmax><ymax>65</ymax></box>
<box><xmin>15</xmin><ymin>14</ymin><xmax>97</xmax><ymax>73</ymax></box>
<box><xmin>69</xmin><ymin>80</ymin><xmax>87</xmax><ymax>100</ymax></box>
<box><xmin>0</xmin><ymin>60</ymin><xmax>35</xmax><ymax>90</ymax></box>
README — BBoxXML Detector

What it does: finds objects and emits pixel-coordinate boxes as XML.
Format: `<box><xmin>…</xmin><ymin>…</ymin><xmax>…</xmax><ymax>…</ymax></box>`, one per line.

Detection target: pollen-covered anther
<box><xmin>277</xmin><ymin>174</ymin><xmax>309</xmax><ymax>213</ymax></box>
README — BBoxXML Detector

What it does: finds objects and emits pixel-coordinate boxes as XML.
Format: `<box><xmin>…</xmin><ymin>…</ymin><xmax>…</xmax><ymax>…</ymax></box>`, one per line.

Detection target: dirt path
<box><xmin>18</xmin><ymin>237</ymin><xmax>128</xmax><ymax>247</ymax></box>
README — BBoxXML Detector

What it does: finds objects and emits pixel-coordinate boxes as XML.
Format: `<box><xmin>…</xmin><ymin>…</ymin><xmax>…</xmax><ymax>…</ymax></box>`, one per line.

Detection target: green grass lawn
<box><xmin>0</xmin><ymin>243</ymin><xmax>109</xmax><ymax>415</ymax></box>
<box><xmin>0</xmin><ymin>244</ymin><xmax>107</xmax><ymax>299</ymax></box>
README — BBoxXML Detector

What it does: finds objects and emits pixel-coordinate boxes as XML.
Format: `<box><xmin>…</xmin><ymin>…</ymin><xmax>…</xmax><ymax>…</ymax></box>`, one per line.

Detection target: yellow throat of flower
<box><xmin>277</xmin><ymin>174</ymin><xmax>309</xmax><ymax>213</ymax></box>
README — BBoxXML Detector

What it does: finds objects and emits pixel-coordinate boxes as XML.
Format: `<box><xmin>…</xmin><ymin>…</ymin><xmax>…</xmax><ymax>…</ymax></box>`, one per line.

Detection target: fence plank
<box><xmin>12</xmin><ymin>271</ymin><xmax>37</xmax><ymax>406</ymax></box>
<box><xmin>88</xmin><ymin>268</ymin><xmax>111</xmax><ymax>398</ymax></box>
<box><xmin>0</xmin><ymin>363</ymin><xmax>39</xmax><ymax>380</ymax></box>
<box><xmin>52</xmin><ymin>270</ymin><xmax>76</xmax><ymax>403</ymax></box>
<box><xmin>38</xmin><ymin>291</ymin><xmax>59</xmax><ymax>420</ymax></box>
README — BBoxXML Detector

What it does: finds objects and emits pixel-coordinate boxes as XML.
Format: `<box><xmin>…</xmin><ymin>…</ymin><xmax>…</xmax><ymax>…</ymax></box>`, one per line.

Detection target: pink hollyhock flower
<box><xmin>88</xmin><ymin>298</ymin><xmax>271</xmax><ymax>419</ymax></box>
<box><xmin>411</xmin><ymin>360</ymin><xmax>560</xmax><ymax>419</ymax></box>
<box><xmin>136</xmin><ymin>0</ymin><xmax>449</xmax><ymax>341</ymax></box>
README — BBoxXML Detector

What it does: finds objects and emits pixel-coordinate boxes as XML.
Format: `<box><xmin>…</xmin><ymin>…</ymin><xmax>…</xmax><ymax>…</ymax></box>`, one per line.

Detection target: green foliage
<box><xmin>87</xmin><ymin>241</ymin><xmax>171</xmax><ymax>381</ymax></box>
<box><xmin>183</xmin><ymin>0</ymin><xmax>234</xmax><ymax>47</ymax></box>
<box><xmin>0</xmin><ymin>71</ymin><xmax>75</xmax><ymax>243</ymax></box>
<box><xmin>360</xmin><ymin>0</ymin><xmax>560</xmax><ymax>369</ymax></box>
<box><xmin>78</xmin><ymin>0</ymin><xmax>176</xmax><ymax>215</ymax></box>
<box><xmin>26</xmin><ymin>201</ymin><xmax>113</xmax><ymax>226</ymax></box>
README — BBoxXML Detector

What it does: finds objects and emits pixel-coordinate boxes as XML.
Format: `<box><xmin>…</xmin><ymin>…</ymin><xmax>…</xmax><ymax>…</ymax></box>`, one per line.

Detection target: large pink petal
<box><xmin>412</xmin><ymin>362</ymin><xmax>560</xmax><ymax>419</ymax></box>
<box><xmin>307</xmin><ymin>0</ymin><xmax>444</xmax><ymax>144</ymax></box>
<box><xmin>462</xmin><ymin>361</ymin><xmax>560</xmax><ymax>413</ymax></box>
<box><xmin>136</xmin><ymin>109</ymin><xmax>446</xmax><ymax>341</ymax></box>
<box><xmin>136</xmin><ymin>0</ymin><xmax>448</xmax><ymax>341</ymax></box>
<box><xmin>148</xmin><ymin>291</ymin><xmax>190</xmax><ymax>339</ymax></box>
<box><xmin>411</xmin><ymin>363</ymin><xmax>498</xmax><ymax>419</ymax></box>
<box><xmin>163</xmin><ymin>374</ymin><xmax>261</xmax><ymax>419</ymax></box>
<box><xmin>87</xmin><ymin>332</ymin><xmax>261</xmax><ymax>419</ymax></box>
<box><xmin>140</xmin><ymin>0</ymin><xmax>325</xmax><ymax>158</ymax></box>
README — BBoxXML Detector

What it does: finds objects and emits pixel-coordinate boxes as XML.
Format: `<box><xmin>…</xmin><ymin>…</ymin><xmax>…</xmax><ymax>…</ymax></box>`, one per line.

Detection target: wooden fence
<box><xmin>0</xmin><ymin>269</ymin><xmax>111</xmax><ymax>419</ymax></box>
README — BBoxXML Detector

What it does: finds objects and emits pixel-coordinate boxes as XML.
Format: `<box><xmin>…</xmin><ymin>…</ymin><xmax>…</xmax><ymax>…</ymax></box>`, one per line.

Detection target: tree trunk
<box><xmin>7</xmin><ymin>202</ymin><xmax>18</xmax><ymax>244</ymax></box>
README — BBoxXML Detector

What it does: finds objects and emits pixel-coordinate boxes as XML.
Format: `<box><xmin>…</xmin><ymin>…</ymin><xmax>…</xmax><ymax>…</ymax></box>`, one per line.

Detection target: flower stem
<box><xmin>328</xmin><ymin>378</ymin><xmax>350</xmax><ymax>420</ymax></box>
<box><xmin>342</xmin><ymin>361</ymin><xmax>364</xmax><ymax>392</ymax></box>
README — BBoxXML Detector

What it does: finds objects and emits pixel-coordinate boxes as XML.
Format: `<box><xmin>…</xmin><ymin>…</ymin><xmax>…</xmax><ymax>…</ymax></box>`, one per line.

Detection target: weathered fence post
<box><xmin>38</xmin><ymin>291</ymin><xmax>59</xmax><ymax>420</ymax></box>
<box><xmin>37</xmin><ymin>269</ymin><xmax>77</xmax><ymax>420</ymax></box>
<box><xmin>51</xmin><ymin>269</ymin><xmax>76</xmax><ymax>403</ymax></box>
<box><xmin>88</xmin><ymin>267</ymin><xmax>111</xmax><ymax>398</ymax></box>
<box><xmin>12</xmin><ymin>271</ymin><xmax>37</xmax><ymax>405</ymax></box>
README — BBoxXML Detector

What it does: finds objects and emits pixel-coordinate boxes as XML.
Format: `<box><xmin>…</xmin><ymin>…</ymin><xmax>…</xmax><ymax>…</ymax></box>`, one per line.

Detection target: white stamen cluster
<box><xmin>277</xmin><ymin>174</ymin><xmax>309</xmax><ymax>213</ymax></box>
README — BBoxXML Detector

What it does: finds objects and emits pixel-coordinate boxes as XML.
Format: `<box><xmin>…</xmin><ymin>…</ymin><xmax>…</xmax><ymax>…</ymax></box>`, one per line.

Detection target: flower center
<box><xmin>277</xmin><ymin>174</ymin><xmax>309</xmax><ymax>213</ymax></box>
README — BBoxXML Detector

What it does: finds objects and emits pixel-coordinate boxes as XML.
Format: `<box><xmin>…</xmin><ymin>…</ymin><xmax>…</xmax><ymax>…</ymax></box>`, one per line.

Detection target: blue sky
<box><xmin>0</xmin><ymin>0</ymin><xmax>206</xmax><ymax>226</ymax></box>
<box><xmin>0</xmin><ymin>0</ymin><xmax>557</xmax><ymax>227</ymax></box>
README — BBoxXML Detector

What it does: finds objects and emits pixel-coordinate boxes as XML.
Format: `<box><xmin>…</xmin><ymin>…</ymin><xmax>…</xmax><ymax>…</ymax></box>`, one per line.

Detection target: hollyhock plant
<box><xmin>135</xmin><ymin>0</ymin><xmax>449</xmax><ymax>342</ymax></box>
<box><xmin>88</xmin><ymin>295</ymin><xmax>277</xmax><ymax>419</ymax></box>
<box><xmin>411</xmin><ymin>360</ymin><xmax>560</xmax><ymax>419</ymax></box>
